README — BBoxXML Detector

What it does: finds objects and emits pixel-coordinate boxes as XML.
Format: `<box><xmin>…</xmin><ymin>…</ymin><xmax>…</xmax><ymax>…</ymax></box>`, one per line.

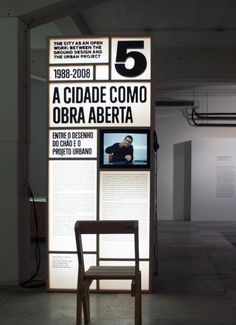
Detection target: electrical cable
<box><xmin>20</xmin><ymin>185</ymin><xmax>46</xmax><ymax>288</ymax></box>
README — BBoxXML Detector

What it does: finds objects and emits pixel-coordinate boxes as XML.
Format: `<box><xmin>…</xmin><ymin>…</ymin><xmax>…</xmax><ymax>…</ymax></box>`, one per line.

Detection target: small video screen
<box><xmin>100</xmin><ymin>129</ymin><xmax>150</xmax><ymax>168</ymax></box>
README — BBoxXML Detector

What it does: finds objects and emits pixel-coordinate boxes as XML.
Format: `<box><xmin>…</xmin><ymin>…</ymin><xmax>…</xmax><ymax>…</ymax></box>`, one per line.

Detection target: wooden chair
<box><xmin>74</xmin><ymin>220</ymin><xmax>142</xmax><ymax>325</ymax></box>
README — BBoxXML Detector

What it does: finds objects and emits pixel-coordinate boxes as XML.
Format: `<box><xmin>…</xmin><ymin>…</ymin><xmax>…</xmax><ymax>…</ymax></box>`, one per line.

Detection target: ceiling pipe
<box><xmin>192</xmin><ymin>109</ymin><xmax>236</xmax><ymax>127</ymax></box>
<box><xmin>156</xmin><ymin>100</ymin><xmax>195</xmax><ymax>107</ymax></box>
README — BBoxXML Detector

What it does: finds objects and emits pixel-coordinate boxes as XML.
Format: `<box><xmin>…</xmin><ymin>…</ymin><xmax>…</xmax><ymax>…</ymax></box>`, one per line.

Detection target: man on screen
<box><xmin>105</xmin><ymin>135</ymin><xmax>134</xmax><ymax>164</ymax></box>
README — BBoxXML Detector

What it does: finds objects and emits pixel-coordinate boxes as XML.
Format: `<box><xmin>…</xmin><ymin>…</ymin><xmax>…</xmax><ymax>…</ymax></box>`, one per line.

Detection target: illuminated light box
<box><xmin>49</xmin><ymin>37</ymin><xmax>109</xmax><ymax>64</ymax></box>
<box><xmin>49</xmin><ymin>82</ymin><xmax>151</xmax><ymax>128</ymax></box>
<box><xmin>48</xmin><ymin>160</ymin><xmax>97</xmax><ymax>252</ymax></box>
<box><xmin>99</xmin><ymin>171</ymin><xmax>150</xmax><ymax>259</ymax></box>
<box><xmin>49</xmin><ymin>65</ymin><xmax>94</xmax><ymax>81</ymax></box>
<box><xmin>49</xmin><ymin>253</ymin><xmax>97</xmax><ymax>290</ymax></box>
<box><xmin>95</xmin><ymin>65</ymin><xmax>109</xmax><ymax>80</ymax></box>
<box><xmin>49</xmin><ymin>129</ymin><xmax>97</xmax><ymax>159</ymax></box>
<box><xmin>111</xmin><ymin>37</ymin><xmax>151</xmax><ymax>80</ymax></box>
<box><xmin>100</xmin><ymin>129</ymin><xmax>150</xmax><ymax>168</ymax></box>
<box><xmin>48</xmin><ymin>36</ymin><xmax>155</xmax><ymax>292</ymax></box>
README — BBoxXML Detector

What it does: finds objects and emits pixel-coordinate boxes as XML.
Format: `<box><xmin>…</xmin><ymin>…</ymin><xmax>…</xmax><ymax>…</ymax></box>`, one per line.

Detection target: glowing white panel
<box><xmin>140</xmin><ymin>261</ymin><xmax>150</xmax><ymax>290</ymax></box>
<box><xmin>99</xmin><ymin>261</ymin><xmax>149</xmax><ymax>290</ymax></box>
<box><xmin>49</xmin><ymin>82</ymin><xmax>150</xmax><ymax>127</ymax></box>
<box><xmin>95</xmin><ymin>65</ymin><xmax>109</xmax><ymax>80</ymax></box>
<box><xmin>100</xmin><ymin>234</ymin><xmax>134</xmax><ymax>259</ymax></box>
<box><xmin>111</xmin><ymin>37</ymin><xmax>151</xmax><ymax>80</ymax></box>
<box><xmin>49</xmin><ymin>38</ymin><xmax>109</xmax><ymax>64</ymax></box>
<box><xmin>99</xmin><ymin>171</ymin><xmax>150</xmax><ymax>258</ymax></box>
<box><xmin>49</xmin><ymin>129</ymin><xmax>97</xmax><ymax>158</ymax></box>
<box><xmin>49</xmin><ymin>253</ymin><xmax>96</xmax><ymax>290</ymax></box>
<box><xmin>48</xmin><ymin>160</ymin><xmax>97</xmax><ymax>251</ymax></box>
<box><xmin>49</xmin><ymin>65</ymin><xmax>94</xmax><ymax>81</ymax></box>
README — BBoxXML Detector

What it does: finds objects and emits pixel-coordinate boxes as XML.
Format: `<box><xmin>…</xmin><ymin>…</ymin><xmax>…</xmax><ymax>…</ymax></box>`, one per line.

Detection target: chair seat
<box><xmin>84</xmin><ymin>265</ymin><xmax>136</xmax><ymax>280</ymax></box>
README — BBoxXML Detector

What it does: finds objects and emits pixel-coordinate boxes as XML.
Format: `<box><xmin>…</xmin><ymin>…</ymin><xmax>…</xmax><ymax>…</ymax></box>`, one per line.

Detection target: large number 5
<box><xmin>115</xmin><ymin>40</ymin><xmax>147</xmax><ymax>77</ymax></box>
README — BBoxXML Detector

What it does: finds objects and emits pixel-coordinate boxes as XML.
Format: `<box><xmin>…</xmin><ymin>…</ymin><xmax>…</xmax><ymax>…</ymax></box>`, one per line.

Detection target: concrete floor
<box><xmin>1</xmin><ymin>221</ymin><xmax>236</xmax><ymax>324</ymax></box>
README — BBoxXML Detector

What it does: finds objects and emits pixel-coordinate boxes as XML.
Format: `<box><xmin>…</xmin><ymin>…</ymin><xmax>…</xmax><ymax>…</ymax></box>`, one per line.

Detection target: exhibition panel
<box><xmin>47</xmin><ymin>36</ymin><xmax>155</xmax><ymax>291</ymax></box>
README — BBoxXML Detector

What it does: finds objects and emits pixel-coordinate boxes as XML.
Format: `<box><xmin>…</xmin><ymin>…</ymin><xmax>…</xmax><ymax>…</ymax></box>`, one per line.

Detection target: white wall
<box><xmin>191</xmin><ymin>138</ymin><xmax>236</xmax><ymax>221</ymax></box>
<box><xmin>156</xmin><ymin>90</ymin><xmax>236</xmax><ymax>220</ymax></box>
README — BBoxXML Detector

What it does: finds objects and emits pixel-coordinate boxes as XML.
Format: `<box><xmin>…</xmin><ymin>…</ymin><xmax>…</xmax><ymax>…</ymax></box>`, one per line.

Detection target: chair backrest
<box><xmin>74</xmin><ymin>220</ymin><xmax>140</xmax><ymax>278</ymax></box>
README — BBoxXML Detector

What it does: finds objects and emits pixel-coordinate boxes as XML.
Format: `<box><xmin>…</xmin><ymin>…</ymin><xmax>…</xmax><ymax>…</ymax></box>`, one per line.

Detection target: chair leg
<box><xmin>83</xmin><ymin>289</ymin><xmax>90</xmax><ymax>324</ymax></box>
<box><xmin>76</xmin><ymin>291</ymin><xmax>83</xmax><ymax>325</ymax></box>
<box><xmin>134</xmin><ymin>272</ymin><xmax>142</xmax><ymax>325</ymax></box>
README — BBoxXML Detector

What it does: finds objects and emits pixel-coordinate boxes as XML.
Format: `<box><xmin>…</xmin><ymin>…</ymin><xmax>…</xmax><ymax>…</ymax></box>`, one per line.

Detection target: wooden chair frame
<box><xmin>74</xmin><ymin>220</ymin><xmax>142</xmax><ymax>325</ymax></box>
